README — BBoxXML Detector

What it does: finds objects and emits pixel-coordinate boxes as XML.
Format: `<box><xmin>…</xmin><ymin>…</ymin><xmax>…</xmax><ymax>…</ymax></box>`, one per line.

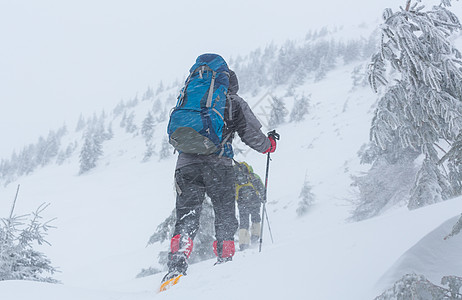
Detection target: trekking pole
<box><xmin>263</xmin><ymin>205</ymin><xmax>274</xmax><ymax>243</ymax></box>
<box><xmin>259</xmin><ymin>130</ymin><xmax>280</xmax><ymax>252</ymax></box>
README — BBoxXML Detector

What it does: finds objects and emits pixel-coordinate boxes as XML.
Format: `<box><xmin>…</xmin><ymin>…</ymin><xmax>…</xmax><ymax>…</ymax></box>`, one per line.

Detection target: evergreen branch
<box><xmin>405</xmin><ymin>0</ymin><xmax>412</xmax><ymax>12</ymax></box>
<box><xmin>434</xmin><ymin>142</ymin><xmax>447</xmax><ymax>154</ymax></box>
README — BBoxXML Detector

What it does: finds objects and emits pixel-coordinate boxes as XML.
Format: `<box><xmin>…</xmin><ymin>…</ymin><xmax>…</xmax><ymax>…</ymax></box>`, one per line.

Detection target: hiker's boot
<box><xmin>213</xmin><ymin>240</ymin><xmax>235</xmax><ymax>265</ymax></box>
<box><xmin>238</xmin><ymin>228</ymin><xmax>250</xmax><ymax>251</ymax></box>
<box><xmin>161</xmin><ymin>234</ymin><xmax>193</xmax><ymax>283</ymax></box>
<box><xmin>250</xmin><ymin>222</ymin><xmax>261</xmax><ymax>246</ymax></box>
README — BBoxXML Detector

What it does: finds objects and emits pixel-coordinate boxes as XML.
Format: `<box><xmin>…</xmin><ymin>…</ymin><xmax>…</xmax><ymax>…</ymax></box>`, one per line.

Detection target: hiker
<box><xmin>234</xmin><ymin>161</ymin><xmax>265</xmax><ymax>251</ymax></box>
<box><xmin>163</xmin><ymin>54</ymin><xmax>277</xmax><ymax>283</ymax></box>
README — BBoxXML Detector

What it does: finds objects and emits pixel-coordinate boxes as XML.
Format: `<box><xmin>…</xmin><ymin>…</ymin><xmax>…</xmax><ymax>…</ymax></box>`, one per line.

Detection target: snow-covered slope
<box><xmin>377</xmin><ymin>212</ymin><xmax>462</xmax><ymax>292</ymax></box>
<box><xmin>2</xmin><ymin>26</ymin><xmax>462</xmax><ymax>300</ymax></box>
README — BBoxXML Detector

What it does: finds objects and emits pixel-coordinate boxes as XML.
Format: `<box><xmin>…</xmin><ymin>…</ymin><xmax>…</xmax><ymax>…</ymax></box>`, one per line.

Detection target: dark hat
<box><xmin>228</xmin><ymin>70</ymin><xmax>239</xmax><ymax>95</ymax></box>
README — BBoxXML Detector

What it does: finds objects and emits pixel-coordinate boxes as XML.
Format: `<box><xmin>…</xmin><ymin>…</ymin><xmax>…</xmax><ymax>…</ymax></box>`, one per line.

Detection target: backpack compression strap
<box><xmin>206</xmin><ymin>71</ymin><xmax>216</xmax><ymax>107</ymax></box>
<box><xmin>177</xmin><ymin>65</ymin><xmax>216</xmax><ymax>107</ymax></box>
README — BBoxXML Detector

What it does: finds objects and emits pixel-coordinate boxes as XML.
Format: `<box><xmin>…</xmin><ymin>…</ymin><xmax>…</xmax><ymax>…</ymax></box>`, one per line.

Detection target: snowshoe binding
<box><xmin>159</xmin><ymin>271</ymin><xmax>184</xmax><ymax>292</ymax></box>
<box><xmin>214</xmin><ymin>256</ymin><xmax>232</xmax><ymax>266</ymax></box>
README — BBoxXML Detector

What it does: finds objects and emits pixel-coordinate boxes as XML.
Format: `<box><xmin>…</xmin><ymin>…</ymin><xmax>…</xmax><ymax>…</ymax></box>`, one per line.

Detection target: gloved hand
<box><xmin>263</xmin><ymin>136</ymin><xmax>277</xmax><ymax>153</ymax></box>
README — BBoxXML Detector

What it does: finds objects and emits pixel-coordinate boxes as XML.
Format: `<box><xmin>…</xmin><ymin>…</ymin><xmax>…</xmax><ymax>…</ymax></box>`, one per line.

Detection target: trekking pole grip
<box><xmin>267</xmin><ymin>130</ymin><xmax>280</xmax><ymax>141</ymax></box>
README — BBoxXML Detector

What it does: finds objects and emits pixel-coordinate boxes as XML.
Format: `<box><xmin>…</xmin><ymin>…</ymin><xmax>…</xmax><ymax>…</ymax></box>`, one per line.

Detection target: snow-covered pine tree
<box><xmin>366</xmin><ymin>0</ymin><xmax>462</xmax><ymax>210</ymax></box>
<box><xmin>351</xmin><ymin>65</ymin><xmax>369</xmax><ymax>89</ymax></box>
<box><xmin>0</xmin><ymin>156</ymin><xmax>15</xmax><ymax>185</ymax></box>
<box><xmin>440</xmin><ymin>0</ymin><xmax>459</xmax><ymax>7</ymax></box>
<box><xmin>0</xmin><ymin>195</ymin><xmax>57</xmax><ymax>283</ymax></box>
<box><xmin>409</xmin><ymin>146</ymin><xmax>450</xmax><ymax>209</ymax></box>
<box><xmin>342</xmin><ymin>40</ymin><xmax>361</xmax><ymax>64</ymax></box>
<box><xmin>105</xmin><ymin>122</ymin><xmax>114</xmax><ymax>140</ymax></box>
<box><xmin>0</xmin><ymin>159</ymin><xmax>9</xmax><ymax>183</ymax></box>
<box><xmin>147</xmin><ymin>210</ymin><xmax>176</xmax><ymax>247</ymax></box>
<box><xmin>113</xmin><ymin>100</ymin><xmax>126</xmax><ymax>117</ymax></box>
<box><xmin>237</xmin><ymin>48</ymin><xmax>265</xmax><ymax>96</ymax></box>
<box><xmin>79</xmin><ymin>125</ymin><xmax>104</xmax><ymax>174</ymax></box>
<box><xmin>17</xmin><ymin>144</ymin><xmax>35</xmax><ymax>176</ymax></box>
<box><xmin>0</xmin><ymin>125</ymin><xmax>69</xmax><ymax>181</ymax></box>
<box><xmin>75</xmin><ymin>113</ymin><xmax>86</xmax><ymax>132</ymax></box>
<box><xmin>152</xmin><ymin>98</ymin><xmax>162</xmax><ymax>113</ymax></box>
<box><xmin>444</xmin><ymin>213</ymin><xmax>462</xmax><ymax>240</ymax></box>
<box><xmin>314</xmin><ymin>56</ymin><xmax>329</xmax><ymax>82</ymax></box>
<box><xmin>142</xmin><ymin>86</ymin><xmax>154</xmax><ymax>101</ymax></box>
<box><xmin>374</xmin><ymin>273</ymin><xmax>462</xmax><ymax>299</ymax></box>
<box><xmin>141</xmin><ymin>111</ymin><xmax>155</xmax><ymax>144</ymax></box>
<box><xmin>351</xmin><ymin>142</ymin><xmax>420</xmax><ymax>221</ymax></box>
<box><xmin>441</xmin><ymin>275</ymin><xmax>462</xmax><ymax>299</ymax></box>
<box><xmin>314</xmin><ymin>41</ymin><xmax>337</xmax><ymax>82</ymax></box>
<box><xmin>159</xmin><ymin>136</ymin><xmax>173</xmax><ymax>160</ymax></box>
<box><xmin>296</xmin><ymin>175</ymin><xmax>315</xmax><ymax>216</ymax></box>
<box><xmin>119</xmin><ymin>111</ymin><xmax>127</xmax><ymax>128</ymax></box>
<box><xmin>156</xmin><ymin>81</ymin><xmax>164</xmax><ymax>95</ymax></box>
<box><xmin>35</xmin><ymin>129</ymin><xmax>64</xmax><ymax>167</ymax></box>
<box><xmin>273</xmin><ymin>41</ymin><xmax>298</xmax><ymax>86</ymax></box>
<box><xmin>186</xmin><ymin>198</ymin><xmax>216</xmax><ymax>263</ymax></box>
<box><xmin>126</xmin><ymin>95</ymin><xmax>139</xmax><ymax>108</ymax></box>
<box><xmin>141</xmin><ymin>112</ymin><xmax>156</xmax><ymax>162</ymax></box>
<box><xmin>268</xmin><ymin>96</ymin><xmax>288</xmax><ymax>129</ymax></box>
<box><xmin>93</xmin><ymin>117</ymin><xmax>108</xmax><ymax>143</ymax></box>
<box><xmin>124</xmin><ymin>111</ymin><xmax>137</xmax><ymax>134</ymax></box>
<box><xmin>290</xmin><ymin>94</ymin><xmax>311</xmax><ymax>123</ymax></box>
<box><xmin>56</xmin><ymin>142</ymin><xmax>78</xmax><ymax>166</ymax></box>
<box><xmin>156</xmin><ymin>99</ymin><xmax>168</xmax><ymax>123</ymax></box>
<box><xmin>142</xmin><ymin>143</ymin><xmax>155</xmax><ymax>162</ymax></box>
<box><xmin>146</xmin><ymin>197</ymin><xmax>216</xmax><ymax>272</ymax></box>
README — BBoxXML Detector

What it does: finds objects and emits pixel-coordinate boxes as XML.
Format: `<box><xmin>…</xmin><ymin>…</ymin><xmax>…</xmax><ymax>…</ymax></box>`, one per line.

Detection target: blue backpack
<box><xmin>167</xmin><ymin>54</ymin><xmax>231</xmax><ymax>156</ymax></box>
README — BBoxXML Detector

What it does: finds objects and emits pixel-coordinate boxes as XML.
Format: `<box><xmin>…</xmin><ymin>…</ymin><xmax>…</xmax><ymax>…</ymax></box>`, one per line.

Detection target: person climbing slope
<box><xmin>161</xmin><ymin>53</ymin><xmax>277</xmax><ymax>288</ymax></box>
<box><xmin>234</xmin><ymin>161</ymin><xmax>265</xmax><ymax>251</ymax></box>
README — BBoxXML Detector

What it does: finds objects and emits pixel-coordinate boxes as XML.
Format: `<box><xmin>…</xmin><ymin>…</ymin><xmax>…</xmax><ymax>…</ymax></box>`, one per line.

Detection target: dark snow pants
<box><xmin>237</xmin><ymin>186</ymin><xmax>261</xmax><ymax>230</ymax></box>
<box><xmin>173</xmin><ymin>163</ymin><xmax>238</xmax><ymax>245</ymax></box>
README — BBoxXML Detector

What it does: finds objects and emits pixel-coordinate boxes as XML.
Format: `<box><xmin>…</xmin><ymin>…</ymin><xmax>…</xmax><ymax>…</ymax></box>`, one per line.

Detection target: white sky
<box><xmin>0</xmin><ymin>0</ymin><xmax>448</xmax><ymax>158</ymax></box>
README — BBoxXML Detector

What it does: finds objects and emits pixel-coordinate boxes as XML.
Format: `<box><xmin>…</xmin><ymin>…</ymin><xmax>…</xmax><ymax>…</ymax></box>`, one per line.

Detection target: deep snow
<box><xmin>2</xmin><ymin>12</ymin><xmax>462</xmax><ymax>300</ymax></box>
